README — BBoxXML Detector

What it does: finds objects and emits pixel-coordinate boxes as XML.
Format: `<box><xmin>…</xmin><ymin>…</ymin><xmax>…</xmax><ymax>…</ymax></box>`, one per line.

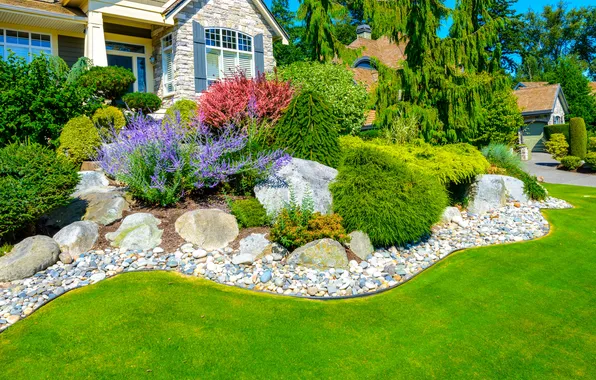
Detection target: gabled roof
<box><xmin>514</xmin><ymin>81</ymin><xmax>549</xmax><ymax>90</ymax></box>
<box><xmin>0</xmin><ymin>0</ymin><xmax>86</xmax><ymax>19</ymax></box>
<box><xmin>347</xmin><ymin>36</ymin><xmax>406</xmax><ymax>69</ymax></box>
<box><xmin>351</xmin><ymin>67</ymin><xmax>378</xmax><ymax>91</ymax></box>
<box><xmin>514</xmin><ymin>84</ymin><xmax>569</xmax><ymax>115</ymax></box>
<box><xmin>163</xmin><ymin>0</ymin><xmax>289</xmax><ymax>44</ymax></box>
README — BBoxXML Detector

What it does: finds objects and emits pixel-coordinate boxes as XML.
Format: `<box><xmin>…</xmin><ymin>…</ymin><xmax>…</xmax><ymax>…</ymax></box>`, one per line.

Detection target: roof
<box><xmin>514</xmin><ymin>84</ymin><xmax>569</xmax><ymax>115</ymax></box>
<box><xmin>589</xmin><ymin>82</ymin><xmax>596</xmax><ymax>95</ymax></box>
<box><xmin>164</xmin><ymin>0</ymin><xmax>289</xmax><ymax>43</ymax></box>
<box><xmin>363</xmin><ymin>110</ymin><xmax>376</xmax><ymax>127</ymax></box>
<box><xmin>351</xmin><ymin>67</ymin><xmax>377</xmax><ymax>91</ymax></box>
<box><xmin>516</xmin><ymin>82</ymin><xmax>549</xmax><ymax>89</ymax></box>
<box><xmin>347</xmin><ymin>36</ymin><xmax>406</xmax><ymax>69</ymax></box>
<box><xmin>0</xmin><ymin>0</ymin><xmax>86</xmax><ymax>18</ymax></box>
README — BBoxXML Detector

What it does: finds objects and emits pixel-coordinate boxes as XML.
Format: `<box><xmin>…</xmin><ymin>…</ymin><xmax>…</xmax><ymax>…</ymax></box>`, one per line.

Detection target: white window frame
<box><xmin>161</xmin><ymin>33</ymin><xmax>175</xmax><ymax>95</ymax></box>
<box><xmin>106</xmin><ymin>41</ymin><xmax>147</xmax><ymax>93</ymax></box>
<box><xmin>204</xmin><ymin>27</ymin><xmax>254</xmax><ymax>87</ymax></box>
<box><xmin>0</xmin><ymin>28</ymin><xmax>52</xmax><ymax>62</ymax></box>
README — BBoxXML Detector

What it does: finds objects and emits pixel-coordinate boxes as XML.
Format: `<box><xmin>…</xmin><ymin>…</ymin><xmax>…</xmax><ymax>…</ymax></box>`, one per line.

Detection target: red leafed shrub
<box><xmin>199</xmin><ymin>71</ymin><xmax>294</xmax><ymax>128</ymax></box>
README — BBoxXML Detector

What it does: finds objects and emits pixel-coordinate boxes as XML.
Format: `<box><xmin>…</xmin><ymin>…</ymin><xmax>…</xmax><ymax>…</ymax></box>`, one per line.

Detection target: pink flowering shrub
<box><xmin>199</xmin><ymin>72</ymin><xmax>294</xmax><ymax>128</ymax></box>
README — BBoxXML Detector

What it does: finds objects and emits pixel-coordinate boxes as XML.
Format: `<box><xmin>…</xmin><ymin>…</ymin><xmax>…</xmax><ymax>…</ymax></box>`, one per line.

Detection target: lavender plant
<box><xmin>97</xmin><ymin>112</ymin><xmax>290</xmax><ymax>206</ymax></box>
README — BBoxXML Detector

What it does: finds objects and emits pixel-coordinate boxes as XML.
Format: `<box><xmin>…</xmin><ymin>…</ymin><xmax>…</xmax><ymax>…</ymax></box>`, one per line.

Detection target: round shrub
<box><xmin>165</xmin><ymin>99</ymin><xmax>198</xmax><ymax>129</ymax></box>
<box><xmin>545</xmin><ymin>133</ymin><xmax>569</xmax><ymax>160</ymax></box>
<box><xmin>274</xmin><ymin>89</ymin><xmax>340</xmax><ymax>167</ymax></box>
<box><xmin>122</xmin><ymin>92</ymin><xmax>162</xmax><ymax>113</ymax></box>
<box><xmin>560</xmin><ymin>155</ymin><xmax>582</xmax><ymax>170</ymax></box>
<box><xmin>78</xmin><ymin>66</ymin><xmax>135</xmax><ymax>101</ymax></box>
<box><xmin>569</xmin><ymin>117</ymin><xmax>587</xmax><ymax>159</ymax></box>
<box><xmin>0</xmin><ymin>143</ymin><xmax>79</xmax><ymax>238</ymax></box>
<box><xmin>270</xmin><ymin>211</ymin><xmax>348</xmax><ymax>251</ymax></box>
<box><xmin>331</xmin><ymin>146</ymin><xmax>448</xmax><ymax>247</ymax></box>
<box><xmin>583</xmin><ymin>152</ymin><xmax>596</xmax><ymax>170</ymax></box>
<box><xmin>276</xmin><ymin>62</ymin><xmax>368</xmax><ymax>134</ymax></box>
<box><xmin>58</xmin><ymin>116</ymin><xmax>101</xmax><ymax>165</ymax></box>
<box><xmin>92</xmin><ymin>106</ymin><xmax>126</xmax><ymax>139</ymax></box>
<box><xmin>588</xmin><ymin>137</ymin><xmax>596</xmax><ymax>152</ymax></box>
<box><xmin>229</xmin><ymin>197</ymin><xmax>269</xmax><ymax>228</ymax></box>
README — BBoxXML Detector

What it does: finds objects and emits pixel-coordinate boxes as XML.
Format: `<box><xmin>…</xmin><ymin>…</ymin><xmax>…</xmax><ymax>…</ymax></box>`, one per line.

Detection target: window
<box><xmin>0</xmin><ymin>29</ymin><xmax>51</xmax><ymax>62</ymax></box>
<box><xmin>204</xmin><ymin>28</ymin><xmax>253</xmax><ymax>86</ymax></box>
<box><xmin>162</xmin><ymin>34</ymin><xmax>174</xmax><ymax>95</ymax></box>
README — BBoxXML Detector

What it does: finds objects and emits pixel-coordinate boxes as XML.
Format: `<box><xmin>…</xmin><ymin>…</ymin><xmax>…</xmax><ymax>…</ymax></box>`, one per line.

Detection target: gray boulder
<box><xmin>502</xmin><ymin>176</ymin><xmax>530</xmax><ymax>203</ymax></box>
<box><xmin>287</xmin><ymin>238</ymin><xmax>348</xmax><ymax>270</ymax></box>
<box><xmin>175</xmin><ymin>209</ymin><xmax>239</xmax><ymax>251</ymax></box>
<box><xmin>52</xmin><ymin>221</ymin><xmax>99</xmax><ymax>260</ymax></box>
<box><xmin>346</xmin><ymin>231</ymin><xmax>374</xmax><ymax>260</ymax></box>
<box><xmin>254</xmin><ymin>157</ymin><xmax>337</xmax><ymax>216</ymax></box>
<box><xmin>441</xmin><ymin>207</ymin><xmax>467</xmax><ymax>227</ymax></box>
<box><xmin>467</xmin><ymin>175</ymin><xmax>507</xmax><ymax>215</ymax></box>
<box><xmin>105</xmin><ymin>213</ymin><xmax>163</xmax><ymax>251</ymax></box>
<box><xmin>72</xmin><ymin>171</ymin><xmax>110</xmax><ymax>197</ymax></box>
<box><xmin>0</xmin><ymin>236</ymin><xmax>60</xmax><ymax>282</ymax></box>
<box><xmin>257</xmin><ymin>242</ymin><xmax>288</xmax><ymax>261</ymax></box>
<box><xmin>232</xmin><ymin>233</ymin><xmax>271</xmax><ymax>265</ymax></box>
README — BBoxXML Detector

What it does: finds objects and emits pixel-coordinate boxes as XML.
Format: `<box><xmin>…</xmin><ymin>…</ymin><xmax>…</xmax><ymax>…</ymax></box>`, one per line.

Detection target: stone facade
<box><xmin>152</xmin><ymin>0</ymin><xmax>277</xmax><ymax>106</ymax></box>
<box><xmin>548</xmin><ymin>96</ymin><xmax>566</xmax><ymax>125</ymax></box>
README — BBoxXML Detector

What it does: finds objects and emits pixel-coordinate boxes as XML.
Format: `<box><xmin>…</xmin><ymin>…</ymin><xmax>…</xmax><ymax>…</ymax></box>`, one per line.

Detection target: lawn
<box><xmin>0</xmin><ymin>184</ymin><xmax>594</xmax><ymax>379</ymax></box>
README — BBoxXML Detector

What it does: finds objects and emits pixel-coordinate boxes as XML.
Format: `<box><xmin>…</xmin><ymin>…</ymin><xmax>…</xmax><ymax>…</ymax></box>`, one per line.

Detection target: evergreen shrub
<box><xmin>165</xmin><ymin>99</ymin><xmax>198</xmax><ymax>129</ymax></box>
<box><xmin>122</xmin><ymin>92</ymin><xmax>162</xmax><ymax>113</ymax></box>
<box><xmin>58</xmin><ymin>116</ymin><xmax>101</xmax><ymax>165</ymax></box>
<box><xmin>589</xmin><ymin>137</ymin><xmax>596</xmax><ymax>152</ymax></box>
<box><xmin>569</xmin><ymin>117</ymin><xmax>587</xmax><ymax>159</ymax></box>
<box><xmin>544</xmin><ymin>123</ymin><xmax>569</xmax><ymax>141</ymax></box>
<box><xmin>229</xmin><ymin>198</ymin><xmax>269</xmax><ymax>228</ymax></box>
<box><xmin>78</xmin><ymin>66</ymin><xmax>135</xmax><ymax>101</ymax></box>
<box><xmin>584</xmin><ymin>152</ymin><xmax>596</xmax><ymax>169</ymax></box>
<box><xmin>0</xmin><ymin>143</ymin><xmax>79</xmax><ymax>238</ymax></box>
<box><xmin>274</xmin><ymin>90</ymin><xmax>340</xmax><ymax>167</ymax></box>
<box><xmin>545</xmin><ymin>133</ymin><xmax>569</xmax><ymax>160</ymax></box>
<box><xmin>330</xmin><ymin>146</ymin><xmax>448</xmax><ymax>247</ymax></box>
<box><xmin>560</xmin><ymin>155</ymin><xmax>582</xmax><ymax>170</ymax></box>
<box><xmin>92</xmin><ymin>106</ymin><xmax>126</xmax><ymax>139</ymax></box>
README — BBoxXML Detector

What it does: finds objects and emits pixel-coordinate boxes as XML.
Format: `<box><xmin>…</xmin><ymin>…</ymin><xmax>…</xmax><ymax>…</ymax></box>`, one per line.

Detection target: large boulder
<box><xmin>501</xmin><ymin>176</ymin><xmax>529</xmax><ymax>203</ymax></box>
<box><xmin>467</xmin><ymin>175</ymin><xmax>507</xmax><ymax>215</ymax></box>
<box><xmin>346</xmin><ymin>231</ymin><xmax>374</xmax><ymax>260</ymax></box>
<box><xmin>287</xmin><ymin>238</ymin><xmax>349</xmax><ymax>270</ymax></box>
<box><xmin>254</xmin><ymin>157</ymin><xmax>337</xmax><ymax>216</ymax></box>
<box><xmin>0</xmin><ymin>236</ymin><xmax>60</xmax><ymax>282</ymax></box>
<box><xmin>175</xmin><ymin>209</ymin><xmax>239</xmax><ymax>251</ymax></box>
<box><xmin>52</xmin><ymin>221</ymin><xmax>99</xmax><ymax>260</ymax></box>
<box><xmin>105</xmin><ymin>213</ymin><xmax>163</xmax><ymax>251</ymax></box>
<box><xmin>232</xmin><ymin>233</ymin><xmax>271</xmax><ymax>265</ymax></box>
<box><xmin>72</xmin><ymin>171</ymin><xmax>110</xmax><ymax>197</ymax></box>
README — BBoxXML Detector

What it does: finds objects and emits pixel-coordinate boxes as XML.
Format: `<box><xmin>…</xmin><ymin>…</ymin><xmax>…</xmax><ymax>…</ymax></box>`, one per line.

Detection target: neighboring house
<box><xmin>345</xmin><ymin>24</ymin><xmax>406</xmax><ymax>128</ymax></box>
<box><xmin>589</xmin><ymin>82</ymin><xmax>596</xmax><ymax>96</ymax></box>
<box><xmin>0</xmin><ymin>0</ymin><xmax>288</xmax><ymax>107</ymax></box>
<box><xmin>513</xmin><ymin>82</ymin><xmax>569</xmax><ymax>152</ymax></box>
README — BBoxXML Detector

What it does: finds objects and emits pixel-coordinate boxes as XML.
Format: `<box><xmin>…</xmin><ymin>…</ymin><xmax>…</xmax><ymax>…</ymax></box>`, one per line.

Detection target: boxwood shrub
<box><xmin>569</xmin><ymin>117</ymin><xmax>587</xmax><ymax>159</ymax></box>
<box><xmin>584</xmin><ymin>152</ymin><xmax>596</xmax><ymax>169</ymax></box>
<box><xmin>78</xmin><ymin>66</ymin><xmax>135</xmax><ymax>101</ymax></box>
<box><xmin>560</xmin><ymin>155</ymin><xmax>582</xmax><ymax>170</ymax></box>
<box><xmin>331</xmin><ymin>146</ymin><xmax>448</xmax><ymax>247</ymax></box>
<box><xmin>0</xmin><ymin>143</ymin><xmax>79</xmax><ymax>238</ymax></box>
<box><xmin>165</xmin><ymin>99</ymin><xmax>198</xmax><ymax>129</ymax></box>
<box><xmin>92</xmin><ymin>106</ymin><xmax>126</xmax><ymax>139</ymax></box>
<box><xmin>57</xmin><ymin>116</ymin><xmax>101</xmax><ymax>165</ymax></box>
<box><xmin>229</xmin><ymin>197</ymin><xmax>269</xmax><ymax>228</ymax></box>
<box><xmin>544</xmin><ymin>123</ymin><xmax>569</xmax><ymax>141</ymax></box>
<box><xmin>122</xmin><ymin>92</ymin><xmax>162</xmax><ymax>113</ymax></box>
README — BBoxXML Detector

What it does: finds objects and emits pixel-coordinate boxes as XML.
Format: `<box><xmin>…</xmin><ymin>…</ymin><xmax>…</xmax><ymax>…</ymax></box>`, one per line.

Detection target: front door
<box><xmin>107</xmin><ymin>55</ymin><xmax>134</xmax><ymax>94</ymax></box>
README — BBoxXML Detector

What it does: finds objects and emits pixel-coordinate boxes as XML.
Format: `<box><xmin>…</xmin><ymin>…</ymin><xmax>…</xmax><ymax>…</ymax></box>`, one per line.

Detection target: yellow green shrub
<box><xmin>58</xmin><ymin>116</ymin><xmax>101</xmax><ymax>165</ymax></box>
<box><xmin>92</xmin><ymin>106</ymin><xmax>126</xmax><ymax>139</ymax></box>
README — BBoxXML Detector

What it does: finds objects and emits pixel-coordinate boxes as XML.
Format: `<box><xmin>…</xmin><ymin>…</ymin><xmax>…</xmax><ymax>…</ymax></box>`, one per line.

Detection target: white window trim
<box><xmin>0</xmin><ymin>28</ymin><xmax>52</xmax><ymax>62</ymax></box>
<box><xmin>204</xmin><ymin>27</ymin><xmax>254</xmax><ymax>87</ymax></box>
<box><xmin>106</xmin><ymin>40</ymin><xmax>147</xmax><ymax>93</ymax></box>
<box><xmin>161</xmin><ymin>33</ymin><xmax>175</xmax><ymax>96</ymax></box>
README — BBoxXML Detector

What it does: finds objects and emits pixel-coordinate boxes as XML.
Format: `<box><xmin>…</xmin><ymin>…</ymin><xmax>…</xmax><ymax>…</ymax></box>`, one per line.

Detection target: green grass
<box><xmin>1</xmin><ymin>184</ymin><xmax>595</xmax><ymax>379</ymax></box>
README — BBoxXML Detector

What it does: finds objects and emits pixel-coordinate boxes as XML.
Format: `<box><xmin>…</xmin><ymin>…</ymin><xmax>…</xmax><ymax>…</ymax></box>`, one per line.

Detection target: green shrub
<box><xmin>382</xmin><ymin>110</ymin><xmax>420</xmax><ymax>144</ymax></box>
<box><xmin>57</xmin><ymin>116</ymin><xmax>101</xmax><ymax>165</ymax></box>
<box><xmin>165</xmin><ymin>99</ymin><xmax>198</xmax><ymax>129</ymax></box>
<box><xmin>544</xmin><ymin>123</ymin><xmax>569</xmax><ymax>141</ymax></box>
<box><xmin>588</xmin><ymin>137</ymin><xmax>596</xmax><ymax>152</ymax></box>
<box><xmin>560</xmin><ymin>155</ymin><xmax>582</xmax><ymax>170</ymax></box>
<box><xmin>0</xmin><ymin>143</ymin><xmax>79</xmax><ymax>238</ymax></box>
<box><xmin>274</xmin><ymin>90</ymin><xmax>340</xmax><ymax>167</ymax></box>
<box><xmin>481</xmin><ymin>143</ymin><xmax>522</xmax><ymax>172</ymax></box>
<box><xmin>122</xmin><ymin>92</ymin><xmax>162</xmax><ymax>113</ymax></box>
<box><xmin>569</xmin><ymin>117</ymin><xmax>587</xmax><ymax>159</ymax></box>
<box><xmin>517</xmin><ymin>171</ymin><xmax>548</xmax><ymax>200</ymax></box>
<box><xmin>584</xmin><ymin>152</ymin><xmax>596</xmax><ymax>169</ymax></box>
<box><xmin>0</xmin><ymin>55</ymin><xmax>99</xmax><ymax>146</ymax></box>
<box><xmin>331</xmin><ymin>146</ymin><xmax>448</xmax><ymax>247</ymax></box>
<box><xmin>339</xmin><ymin>136</ymin><xmax>489</xmax><ymax>186</ymax></box>
<box><xmin>545</xmin><ymin>133</ymin><xmax>569</xmax><ymax>160</ymax></box>
<box><xmin>78</xmin><ymin>66</ymin><xmax>135</xmax><ymax>101</ymax></box>
<box><xmin>358</xmin><ymin>128</ymin><xmax>382</xmax><ymax>140</ymax></box>
<box><xmin>92</xmin><ymin>106</ymin><xmax>126</xmax><ymax>139</ymax></box>
<box><xmin>276</xmin><ymin>62</ymin><xmax>368</xmax><ymax>134</ymax></box>
<box><xmin>229</xmin><ymin>198</ymin><xmax>269</xmax><ymax>228</ymax></box>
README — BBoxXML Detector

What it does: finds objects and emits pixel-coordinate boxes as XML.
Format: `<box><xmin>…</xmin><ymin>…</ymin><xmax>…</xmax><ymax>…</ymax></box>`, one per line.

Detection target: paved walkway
<box><xmin>524</xmin><ymin>152</ymin><xmax>596</xmax><ymax>187</ymax></box>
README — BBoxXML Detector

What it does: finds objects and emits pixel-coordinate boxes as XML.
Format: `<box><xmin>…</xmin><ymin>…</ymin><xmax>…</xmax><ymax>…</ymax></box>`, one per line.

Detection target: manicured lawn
<box><xmin>0</xmin><ymin>184</ymin><xmax>594</xmax><ymax>379</ymax></box>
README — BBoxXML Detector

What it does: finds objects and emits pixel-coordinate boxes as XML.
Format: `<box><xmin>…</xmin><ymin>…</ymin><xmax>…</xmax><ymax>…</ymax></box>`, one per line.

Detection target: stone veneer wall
<box><xmin>152</xmin><ymin>0</ymin><xmax>277</xmax><ymax>107</ymax></box>
<box><xmin>548</xmin><ymin>95</ymin><xmax>566</xmax><ymax>125</ymax></box>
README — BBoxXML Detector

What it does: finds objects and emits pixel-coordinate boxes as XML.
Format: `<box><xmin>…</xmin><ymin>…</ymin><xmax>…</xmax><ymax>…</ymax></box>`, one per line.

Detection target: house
<box><xmin>345</xmin><ymin>24</ymin><xmax>406</xmax><ymax>128</ymax></box>
<box><xmin>589</xmin><ymin>82</ymin><xmax>596</xmax><ymax>96</ymax></box>
<box><xmin>513</xmin><ymin>82</ymin><xmax>569</xmax><ymax>152</ymax></box>
<box><xmin>0</xmin><ymin>0</ymin><xmax>289</xmax><ymax>106</ymax></box>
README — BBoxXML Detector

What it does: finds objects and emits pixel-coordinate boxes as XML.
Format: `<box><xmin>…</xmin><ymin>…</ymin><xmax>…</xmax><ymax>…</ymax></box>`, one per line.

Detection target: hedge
<box><xmin>544</xmin><ymin>123</ymin><xmax>569</xmax><ymax>141</ymax></box>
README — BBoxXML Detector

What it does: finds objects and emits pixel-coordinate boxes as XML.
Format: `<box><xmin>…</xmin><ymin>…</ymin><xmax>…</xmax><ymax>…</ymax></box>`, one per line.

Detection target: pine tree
<box><xmin>297</xmin><ymin>0</ymin><xmax>347</xmax><ymax>61</ymax></box>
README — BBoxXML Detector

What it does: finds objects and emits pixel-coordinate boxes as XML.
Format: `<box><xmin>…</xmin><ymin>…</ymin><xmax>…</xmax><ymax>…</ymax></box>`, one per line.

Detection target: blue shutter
<box><xmin>193</xmin><ymin>21</ymin><xmax>207</xmax><ymax>93</ymax></box>
<box><xmin>254</xmin><ymin>33</ymin><xmax>265</xmax><ymax>75</ymax></box>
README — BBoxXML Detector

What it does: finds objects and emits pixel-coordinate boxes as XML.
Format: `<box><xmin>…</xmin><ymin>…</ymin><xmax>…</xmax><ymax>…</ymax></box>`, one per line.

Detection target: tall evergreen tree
<box><xmin>297</xmin><ymin>0</ymin><xmax>347</xmax><ymax>61</ymax></box>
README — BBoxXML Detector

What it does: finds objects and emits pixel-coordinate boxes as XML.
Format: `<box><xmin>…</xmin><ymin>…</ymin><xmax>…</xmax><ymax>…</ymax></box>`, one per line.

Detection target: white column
<box><xmin>84</xmin><ymin>11</ymin><xmax>108</xmax><ymax>66</ymax></box>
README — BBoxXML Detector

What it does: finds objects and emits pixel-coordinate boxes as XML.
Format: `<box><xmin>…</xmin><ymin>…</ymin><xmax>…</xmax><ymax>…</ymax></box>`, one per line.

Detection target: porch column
<box><xmin>85</xmin><ymin>11</ymin><xmax>108</xmax><ymax>66</ymax></box>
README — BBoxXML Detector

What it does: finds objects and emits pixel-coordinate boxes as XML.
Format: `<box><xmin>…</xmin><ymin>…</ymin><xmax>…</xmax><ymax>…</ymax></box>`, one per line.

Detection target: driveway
<box><xmin>524</xmin><ymin>152</ymin><xmax>596</xmax><ymax>187</ymax></box>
